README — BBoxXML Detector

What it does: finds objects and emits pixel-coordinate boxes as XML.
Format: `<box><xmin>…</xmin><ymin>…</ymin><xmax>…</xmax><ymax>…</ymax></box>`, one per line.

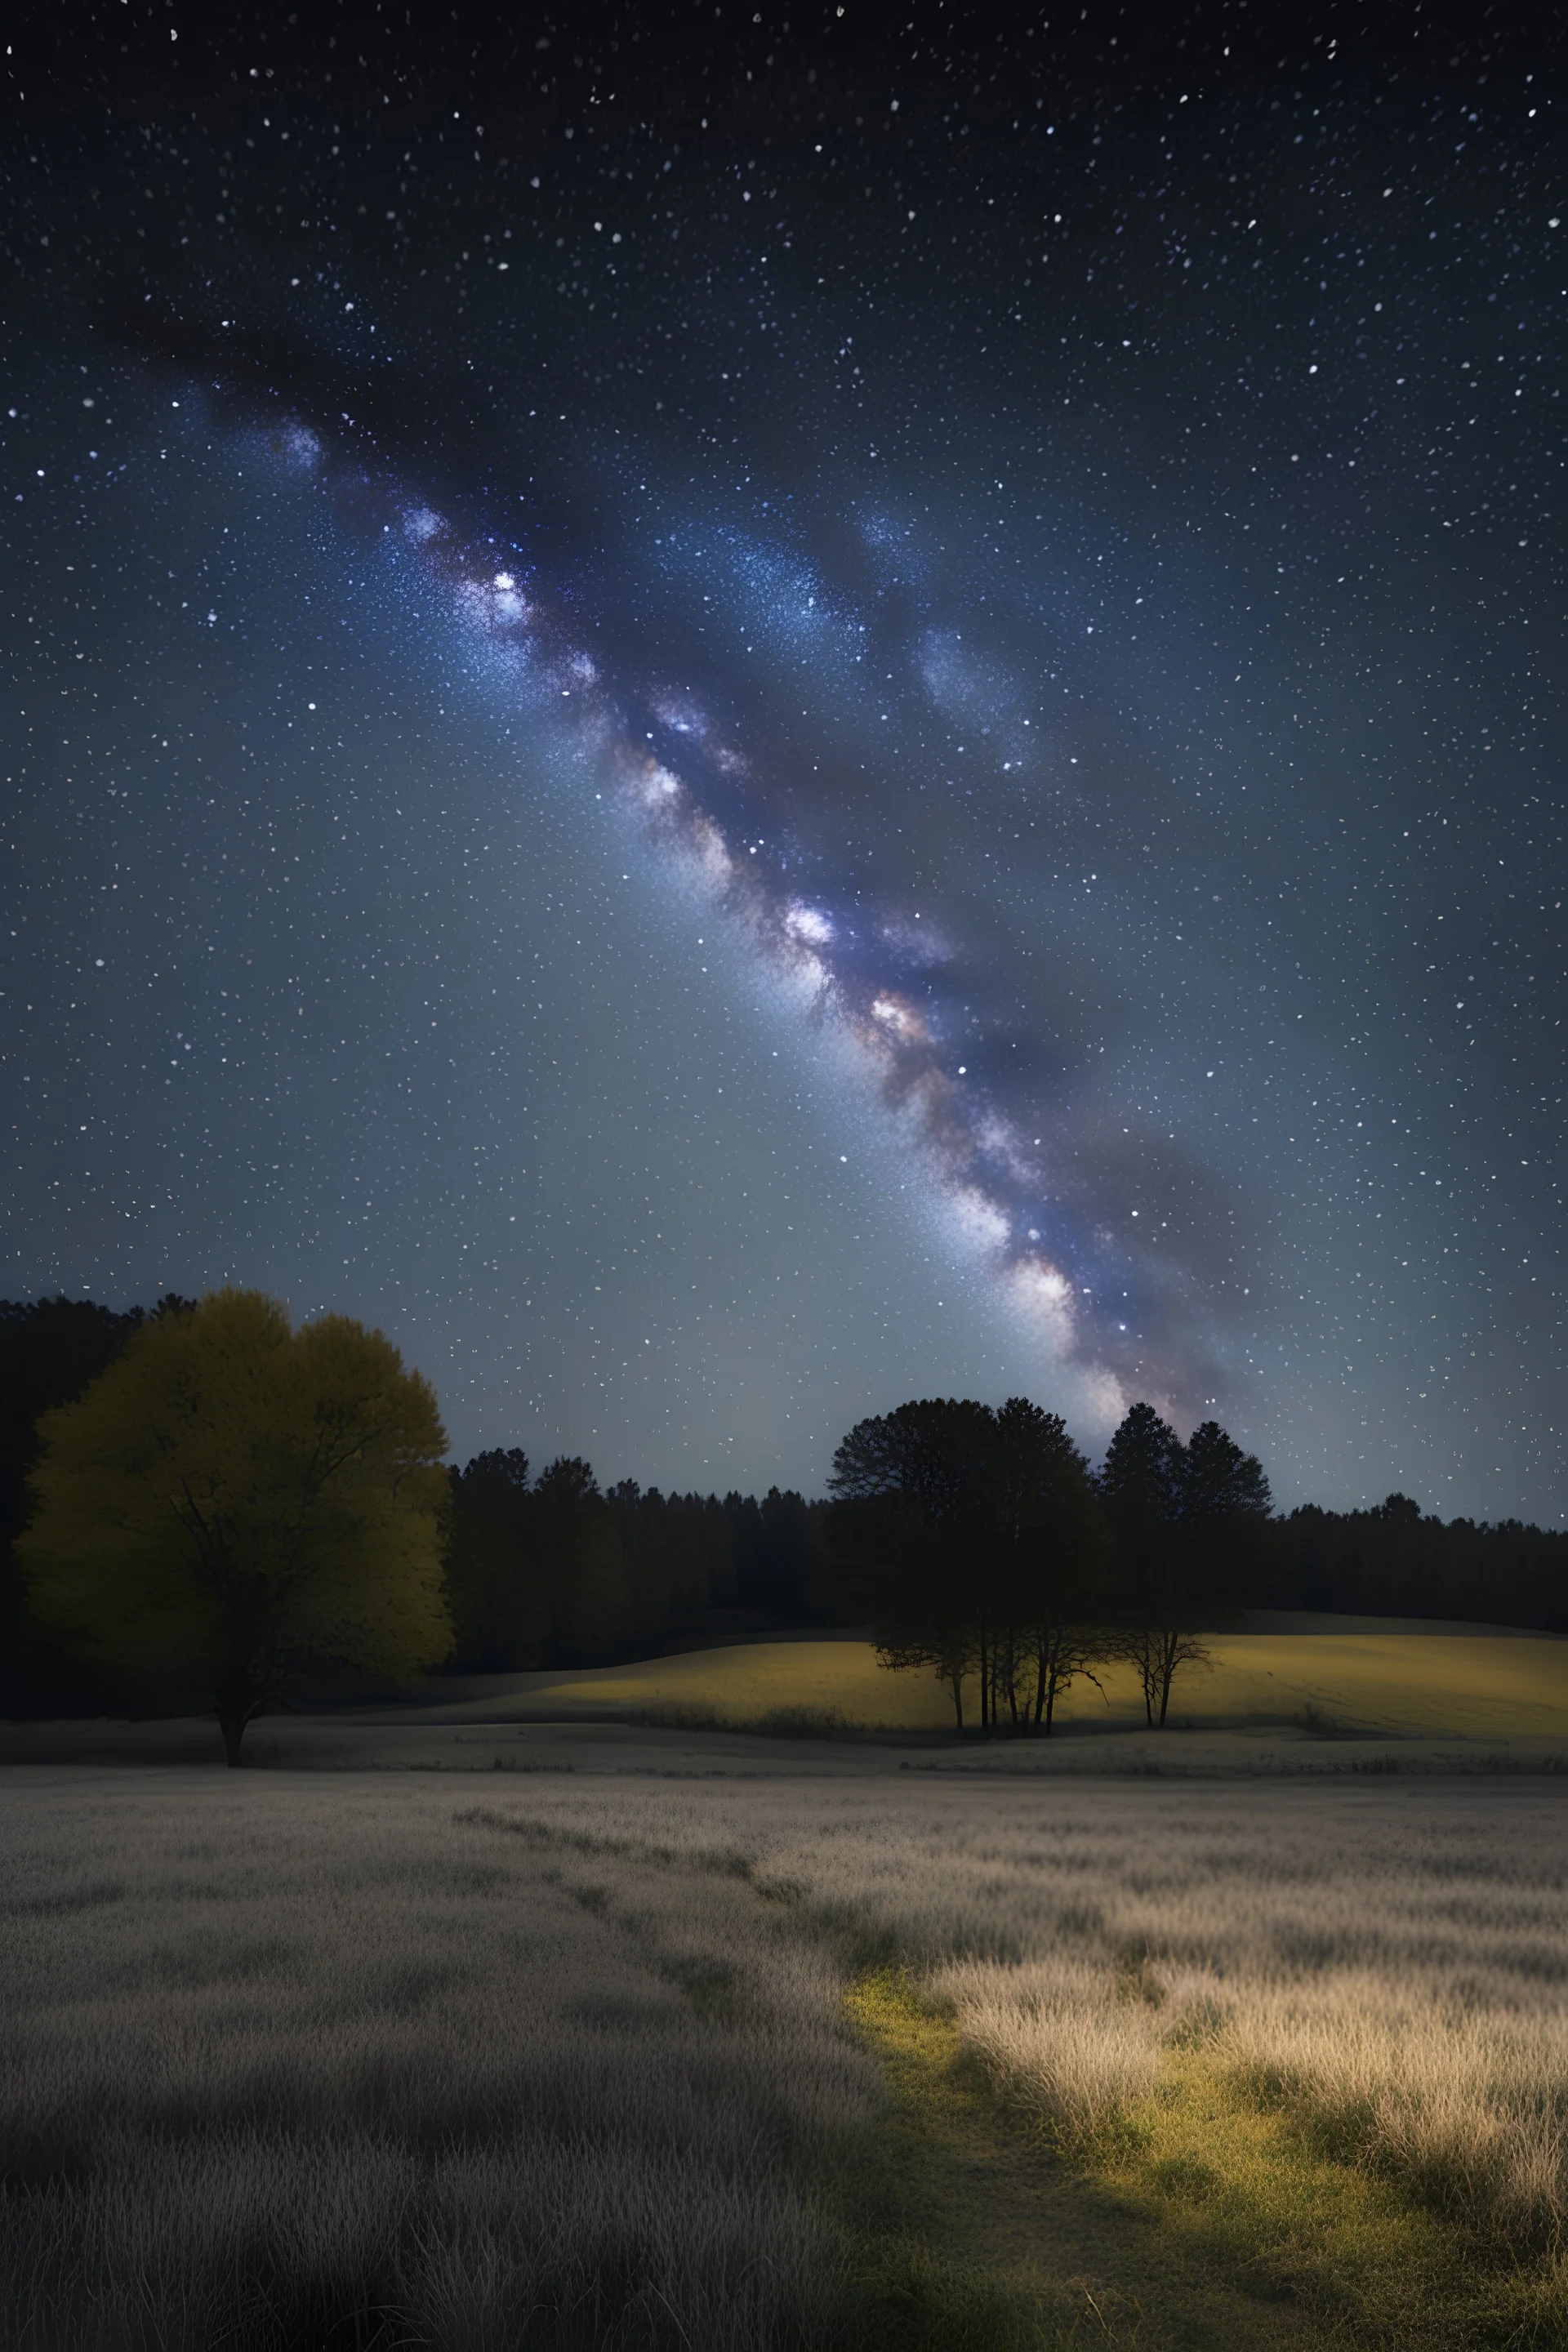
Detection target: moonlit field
<box><xmin>6</xmin><ymin>1761</ymin><xmax>1568</xmax><ymax>2350</ymax></box>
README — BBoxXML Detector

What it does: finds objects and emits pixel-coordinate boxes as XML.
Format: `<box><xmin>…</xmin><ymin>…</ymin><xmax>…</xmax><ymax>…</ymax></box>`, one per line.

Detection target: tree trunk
<box><xmin>1157</xmin><ymin>1631</ymin><xmax>1175</xmax><ymax>1727</ymax></box>
<box><xmin>949</xmin><ymin>1668</ymin><xmax>964</xmax><ymax>1731</ymax></box>
<box><xmin>978</xmin><ymin>1624</ymin><xmax>990</xmax><ymax>1729</ymax></box>
<box><xmin>215</xmin><ymin>1671</ymin><xmax>268</xmax><ymax>1767</ymax></box>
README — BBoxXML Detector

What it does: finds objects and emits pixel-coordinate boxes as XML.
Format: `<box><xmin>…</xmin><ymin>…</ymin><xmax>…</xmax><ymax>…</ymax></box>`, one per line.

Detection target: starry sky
<box><xmin>2</xmin><ymin>1</ymin><xmax>1563</xmax><ymax>1519</ymax></box>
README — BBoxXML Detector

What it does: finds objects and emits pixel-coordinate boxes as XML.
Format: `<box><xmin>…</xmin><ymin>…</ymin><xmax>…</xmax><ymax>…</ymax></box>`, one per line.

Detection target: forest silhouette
<box><xmin>3</xmin><ymin>1293</ymin><xmax>1565</xmax><ymax>1731</ymax></box>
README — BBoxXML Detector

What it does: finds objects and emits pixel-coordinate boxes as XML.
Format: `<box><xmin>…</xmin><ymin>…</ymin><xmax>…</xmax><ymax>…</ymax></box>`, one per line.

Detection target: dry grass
<box><xmin>407</xmin><ymin>1630</ymin><xmax>1568</xmax><ymax>1743</ymax></box>
<box><xmin>438</xmin><ymin>1771</ymin><xmax>1568</xmax><ymax>2246</ymax></box>
<box><xmin>426</xmin><ymin>1642</ymin><xmax>960</xmax><ymax>1731</ymax></box>
<box><xmin>5</xmin><ymin>1760</ymin><xmax>1568</xmax><ymax>2345</ymax></box>
<box><xmin>889</xmin><ymin>1793</ymin><xmax>1568</xmax><ymax>2241</ymax></box>
<box><xmin>0</xmin><ymin>1771</ymin><xmax>872</xmax><ymax>2350</ymax></box>
<box><xmin>1183</xmin><ymin>1631</ymin><xmax>1568</xmax><ymax>1741</ymax></box>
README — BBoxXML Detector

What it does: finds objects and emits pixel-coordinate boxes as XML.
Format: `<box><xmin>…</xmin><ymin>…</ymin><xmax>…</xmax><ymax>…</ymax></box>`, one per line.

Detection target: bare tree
<box><xmin>1116</xmin><ymin>1624</ymin><xmax>1214</xmax><ymax>1729</ymax></box>
<box><xmin>1027</xmin><ymin>1620</ymin><xmax>1110</xmax><ymax>1735</ymax></box>
<box><xmin>875</xmin><ymin>1624</ymin><xmax>978</xmax><ymax>1731</ymax></box>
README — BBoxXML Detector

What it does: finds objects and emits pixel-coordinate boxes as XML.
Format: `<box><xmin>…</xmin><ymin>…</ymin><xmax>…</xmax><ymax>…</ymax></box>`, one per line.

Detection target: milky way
<box><xmin>3</xmin><ymin>2</ymin><xmax>1563</xmax><ymax>1516</ymax></box>
<box><xmin>256</xmin><ymin>420</ymin><xmax>1149</xmax><ymax>1432</ymax></box>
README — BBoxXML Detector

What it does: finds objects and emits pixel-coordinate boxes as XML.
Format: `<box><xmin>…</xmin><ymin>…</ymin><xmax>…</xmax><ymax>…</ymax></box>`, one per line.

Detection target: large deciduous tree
<box><xmin>0</xmin><ymin>1293</ymin><xmax>197</xmax><ymax>1710</ymax></box>
<box><xmin>19</xmin><ymin>1289</ymin><xmax>451</xmax><ymax>1763</ymax></box>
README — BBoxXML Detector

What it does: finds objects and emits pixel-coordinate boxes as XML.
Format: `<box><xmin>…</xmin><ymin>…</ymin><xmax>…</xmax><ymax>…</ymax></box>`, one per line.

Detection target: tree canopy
<box><xmin>442</xmin><ymin>1454</ymin><xmax>831</xmax><ymax>1671</ymax></box>
<box><xmin>829</xmin><ymin>1396</ymin><xmax>1109</xmax><ymax>1731</ymax></box>
<box><xmin>827</xmin><ymin>1394</ymin><xmax>1285</xmax><ymax>1731</ymax></box>
<box><xmin>0</xmin><ymin>1292</ymin><xmax>198</xmax><ymax>1708</ymax></box>
<box><xmin>19</xmin><ymin>1289</ymin><xmax>450</xmax><ymax>1762</ymax></box>
<box><xmin>1099</xmin><ymin>1404</ymin><xmax>1273</xmax><ymax>1726</ymax></box>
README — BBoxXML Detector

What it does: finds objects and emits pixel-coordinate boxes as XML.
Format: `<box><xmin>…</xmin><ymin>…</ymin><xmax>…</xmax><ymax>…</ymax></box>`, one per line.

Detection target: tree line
<box><xmin>444</xmin><ymin>1448</ymin><xmax>828</xmax><ymax>1669</ymax></box>
<box><xmin>1273</xmin><ymin>1496</ymin><xmax>1568</xmax><ymax>1630</ymax></box>
<box><xmin>3</xmin><ymin>1290</ymin><xmax>1566</xmax><ymax>1759</ymax></box>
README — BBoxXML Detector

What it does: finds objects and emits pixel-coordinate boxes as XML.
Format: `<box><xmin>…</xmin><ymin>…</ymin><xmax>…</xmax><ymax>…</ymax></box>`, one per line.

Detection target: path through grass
<box><xmin>839</xmin><ymin>1970</ymin><xmax>1556</xmax><ymax>2350</ymax></box>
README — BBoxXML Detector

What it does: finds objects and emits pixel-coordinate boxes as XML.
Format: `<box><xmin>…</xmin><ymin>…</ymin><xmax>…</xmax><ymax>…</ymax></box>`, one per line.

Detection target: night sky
<box><xmin>3</xmin><ymin>2</ymin><xmax>1563</xmax><ymax>1520</ymax></box>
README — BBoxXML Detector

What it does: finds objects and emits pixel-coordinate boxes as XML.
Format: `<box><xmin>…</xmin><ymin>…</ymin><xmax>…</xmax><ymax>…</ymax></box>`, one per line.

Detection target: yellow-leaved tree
<box><xmin>19</xmin><ymin>1289</ymin><xmax>451</xmax><ymax>1763</ymax></box>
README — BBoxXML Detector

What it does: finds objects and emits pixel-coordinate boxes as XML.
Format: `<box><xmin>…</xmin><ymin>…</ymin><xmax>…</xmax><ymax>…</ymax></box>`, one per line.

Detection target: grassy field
<box><xmin>12</xmin><ymin>1624</ymin><xmax>1562</xmax><ymax>1778</ymax></box>
<box><xmin>458</xmin><ymin>1628</ymin><xmax>1568</xmax><ymax>1743</ymax></box>
<box><xmin>5</xmin><ymin>1757</ymin><xmax>1568</xmax><ymax>2347</ymax></box>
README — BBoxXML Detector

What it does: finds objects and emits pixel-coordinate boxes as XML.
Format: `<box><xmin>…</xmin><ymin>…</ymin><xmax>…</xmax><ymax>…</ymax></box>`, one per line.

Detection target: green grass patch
<box><xmin>835</xmin><ymin>1968</ymin><xmax>1565</xmax><ymax>2349</ymax></box>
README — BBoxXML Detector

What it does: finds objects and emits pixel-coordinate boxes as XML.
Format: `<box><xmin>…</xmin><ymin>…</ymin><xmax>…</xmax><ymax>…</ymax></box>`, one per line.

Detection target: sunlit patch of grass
<box><xmin>831</xmin><ymin>1971</ymin><xmax>1088</xmax><ymax>2350</ymax></box>
<box><xmin>1107</xmin><ymin>2050</ymin><xmax>1461</xmax><ymax>2339</ymax></box>
<box><xmin>534</xmin><ymin>1642</ymin><xmax>957</xmax><ymax>1729</ymax></box>
<box><xmin>1191</xmin><ymin>1634</ymin><xmax>1568</xmax><ymax>1742</ymax></box>
<box><xmin>456</xmin><ymin>1630</ymin><xmax>1568</xmax><ymax>1744</ymax></box>
<box><xmin>841</xmin><ymin>1966</ymin><xmax>1567</xmax><ymax>2349</ymax></box>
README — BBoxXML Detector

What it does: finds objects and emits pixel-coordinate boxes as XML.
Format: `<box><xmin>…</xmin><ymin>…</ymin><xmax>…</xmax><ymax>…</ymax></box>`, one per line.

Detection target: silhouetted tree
<box><xmin>989</xmin><ymin>1397</ymin><xmax>1114</xmax><ymax>1734</ymax></box>
<box><xmin>1276</xmin><ymin>1494</ymin><xmax>1568</xmax><ymax>1628</ymax></box>
<box><xmin>444</xmin><ymin>1448</ymin><xmax>538</xmax><ymax>1669</ymax></box>
<box><xmin>753</xmin><ymin>1485</ymin><xmax>829</xmax><ymax>1619</ymax></box>
<box><xmin>1099</xmin><ymin>1403</ymin><xmax>1197</xmax><ymax>1727</ymax></box>
<box><xmin>1098</xmin><ymin>1403</ymin><xmax>1183</xmax><ymax>1543</ymax></box>
<box><xmin>829</xmin><ymin>1398</ymin><xmax>995</xmax><ymax>1727</ymax></box>
<box><xmin>446</xmin><ymin>1451</ymin><xmax>634</xmax><ymax>1668</ymax></box>
<box><xmin>1101</xmin><ymin>1404</ymin><xmax>1272</xmax><ymax>1726</ymax></box>
<box><xmin>1180</xmin><ymin>1420</ymin><xmax>1272</xmax><ymax>1522</ymax></box>
<box><xmin>830</xmin><ymin>1396</ymin><xmax>1113</xmax><ymax>1734</ymax></box>
<box><xmin>532</xmin><ymin>1455</ymin><xmax>631</xmax><ymax>1659</ymax></box>
<box><xmin>1178</xmin><ymin>1417</ymin><xmax>1277</xmax><ymax>1629</ymax></box>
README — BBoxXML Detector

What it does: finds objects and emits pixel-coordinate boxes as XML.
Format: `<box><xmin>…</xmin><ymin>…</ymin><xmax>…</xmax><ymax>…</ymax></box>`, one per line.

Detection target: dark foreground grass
<box><xmin>836</xmin><ymin>1970</ymin><xmax>1568</xmax><ymax>2350</ymax></box>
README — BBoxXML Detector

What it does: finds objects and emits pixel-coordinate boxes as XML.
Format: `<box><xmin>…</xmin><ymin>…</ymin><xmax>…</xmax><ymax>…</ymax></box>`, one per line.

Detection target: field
<box><xmin>5</xmin><ymin>1742</ymin><xmax>1568</xmax><ymax>2349</ymax></box>
<box><xmin>487</xmin><ymin>1626</ymin><xmax>1568</xmax><ymax>1744</ymax></box>
<box><xmin>8</xmin><ymin>1628</ymin><xmax>1568</xmax><ymax>1783</ymax></box>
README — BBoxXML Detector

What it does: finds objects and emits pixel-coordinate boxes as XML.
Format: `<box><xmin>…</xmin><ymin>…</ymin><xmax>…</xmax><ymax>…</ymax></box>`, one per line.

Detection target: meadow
<box><xmin>5</xmin><ymin>1752</ymin><xmax>1568</xmax><ymax>2348</ymax></box>
<box><xmin>397</xmin><ymin>1624</ymin><xmax>1568</xmax><ymax>1744</ymax></box>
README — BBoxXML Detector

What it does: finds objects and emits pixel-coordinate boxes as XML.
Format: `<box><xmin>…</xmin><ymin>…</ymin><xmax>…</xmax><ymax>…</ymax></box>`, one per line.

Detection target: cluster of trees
<box><xmin>443</xmin><ymin>1450</ymin><xmax>828</xmax><ymax>1669</ymax></box>
<box><xmin>6</xmin><ymin>1288</ymin><xmax>1566</xmax><ymax>1762</ymax></box>
<box><xmin>828</xmin><ymin>1396</ymin><xmax>1275</xmax><ymax>1731</ymax></box>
